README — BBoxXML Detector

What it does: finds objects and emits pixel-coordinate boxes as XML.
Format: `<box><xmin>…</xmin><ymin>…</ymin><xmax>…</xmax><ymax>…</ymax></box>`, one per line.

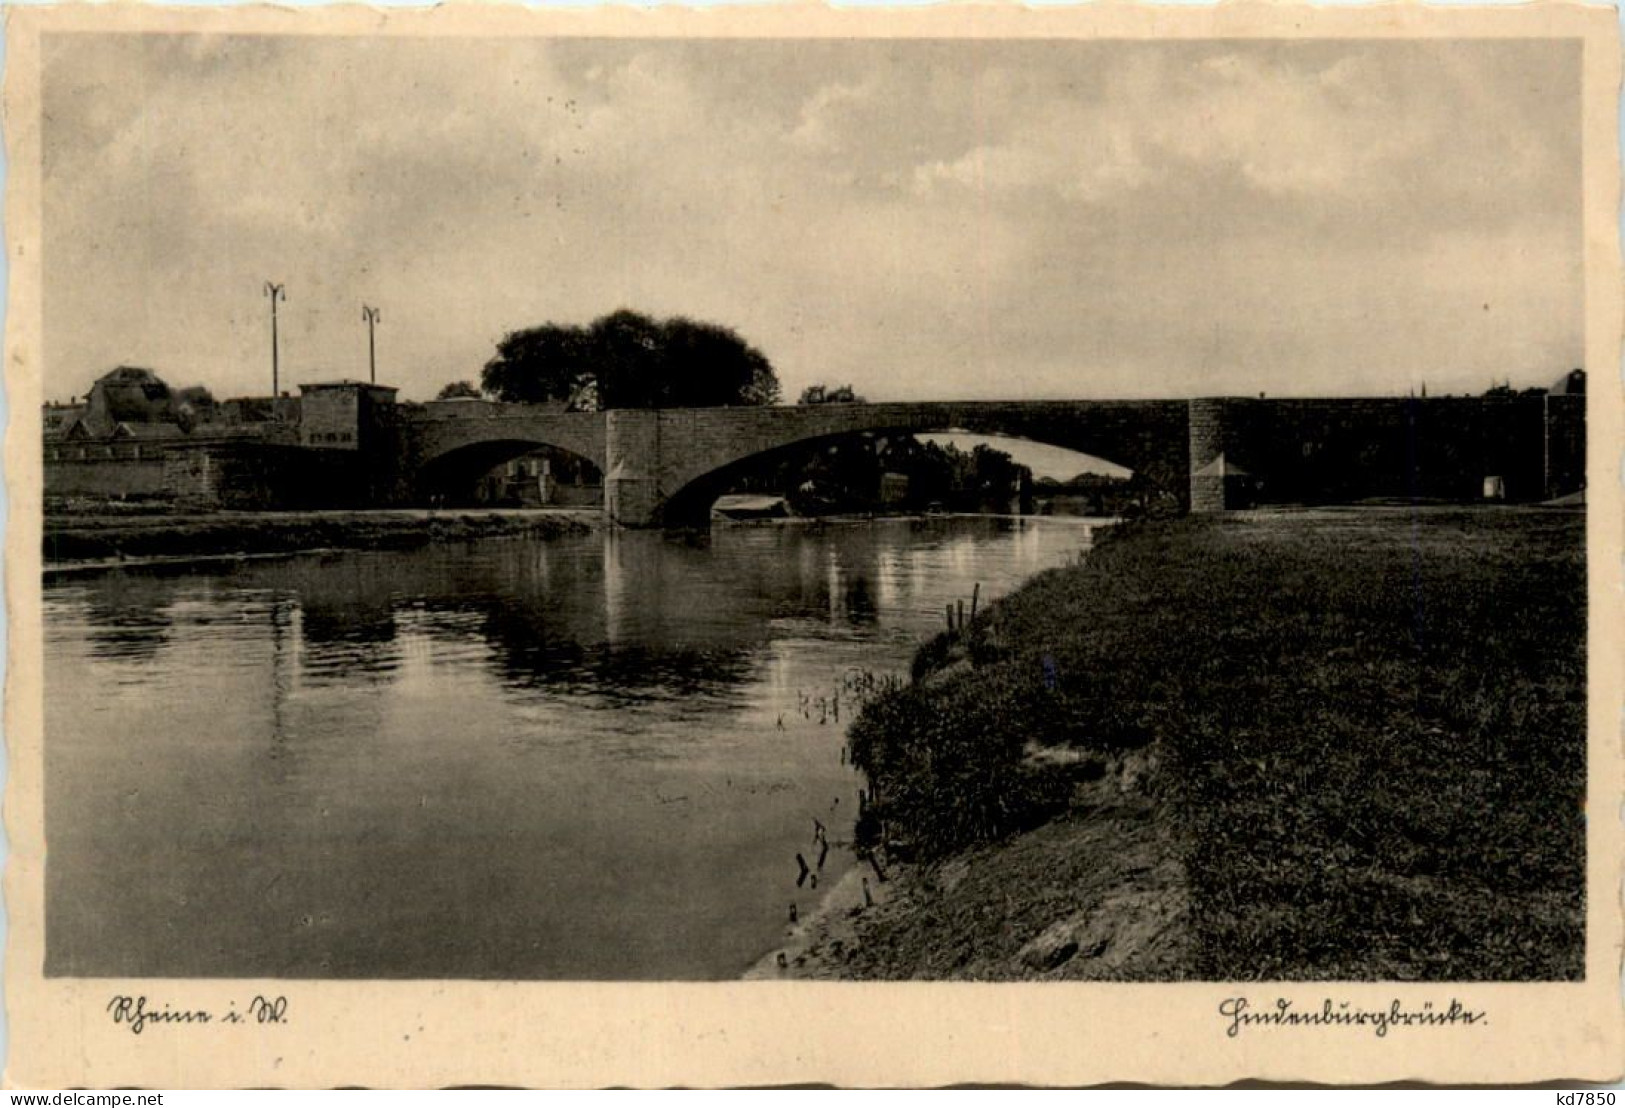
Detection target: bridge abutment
<box><xmin>604</xmin><ymin>409</ymin><xmax>663</xmax><ymax>526</ymax></box>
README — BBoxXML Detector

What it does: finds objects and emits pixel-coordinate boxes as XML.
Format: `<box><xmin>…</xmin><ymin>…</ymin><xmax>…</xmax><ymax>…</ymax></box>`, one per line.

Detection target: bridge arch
<box><xmin>399</xmin><ymin>405</ymin><xmax>608</xmax><ymax>507</ymax></box>
<box><xmin>640</xmin><ymin>401</ymin><xmax>1192</xmax><ymax>527</ymax></box>
<box><xmin>656</xmin><ymin>427</ymin><xmax>1137</xmax><ymax>527</ymax></box>
<box><xmin>416</xmin><ymin>437</ymin><xmax>603</xmax><ymax>507</ymax></box>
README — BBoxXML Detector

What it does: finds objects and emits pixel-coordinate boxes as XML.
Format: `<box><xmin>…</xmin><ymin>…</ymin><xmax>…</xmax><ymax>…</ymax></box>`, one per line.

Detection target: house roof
<box><xmin>111</xmin><ymin>422</ymin><xmax>188</xmax><ymax>441</ymax></box>
<box><xmin>300</xmin><ymin>379</ymin><xmax>399</xmax><ymax>396</ymax></box>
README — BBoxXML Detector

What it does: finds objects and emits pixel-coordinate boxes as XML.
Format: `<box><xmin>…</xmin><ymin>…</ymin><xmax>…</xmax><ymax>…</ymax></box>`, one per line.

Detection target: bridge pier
<box><xmin>1187</xmin><ymin>398</ymin><xmax>1230</xmax><ymax>512</ymax></box>
<box><xmin>604</xmin><ymin>409</ymin><xmax>663</xmax><ymax>527</ymax></box>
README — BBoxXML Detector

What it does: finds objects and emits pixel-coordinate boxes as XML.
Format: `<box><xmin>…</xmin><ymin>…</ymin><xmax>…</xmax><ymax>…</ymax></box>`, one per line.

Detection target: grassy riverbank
<box><xmin>44</xmin><ymin>508</ymin><xmax>596</xmax><ymax>568</ymax></box>
<box><xmin>821</xmin><ymin>506</ymin><xmax>1585</xmax><ymax>981</ymax></box>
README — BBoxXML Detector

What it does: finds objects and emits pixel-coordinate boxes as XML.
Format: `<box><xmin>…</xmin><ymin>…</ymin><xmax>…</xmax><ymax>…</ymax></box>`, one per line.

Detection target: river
<box><xmin>44</xmin><ymin>516</ymin><xmax>1103</xmax><ymax>980</ymax></box>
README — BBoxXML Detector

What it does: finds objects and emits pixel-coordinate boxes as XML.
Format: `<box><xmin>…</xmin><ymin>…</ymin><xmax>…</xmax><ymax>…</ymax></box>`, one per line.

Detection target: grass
<box><xmin>846</xmin><ymin>506</ymin><xmax>1586</xmax><ymax>980</ymax></box>
<box><xmin>44</xmin><ymin>508</ymin><xmax>594</xmax><ymax>565</ymax></box>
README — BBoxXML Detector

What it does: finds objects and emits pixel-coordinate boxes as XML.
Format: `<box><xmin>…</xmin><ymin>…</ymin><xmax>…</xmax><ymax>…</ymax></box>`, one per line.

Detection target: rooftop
<box><xmin>300</xmin><ymin>379</ymin><xmax>398</xmax><ymax>394</ymax></box>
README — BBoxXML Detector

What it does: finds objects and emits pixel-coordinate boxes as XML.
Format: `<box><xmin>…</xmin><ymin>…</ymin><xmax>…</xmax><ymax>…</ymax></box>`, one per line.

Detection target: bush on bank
<box><xmin>847</xmin><ymin>674</ymin><xmax>1073</xmax><ymax>860</ymax></box>
<box><xmin>851</xmin><ymin>525</ymin><xmax>1169</xmax><ymax>861</ymax></box>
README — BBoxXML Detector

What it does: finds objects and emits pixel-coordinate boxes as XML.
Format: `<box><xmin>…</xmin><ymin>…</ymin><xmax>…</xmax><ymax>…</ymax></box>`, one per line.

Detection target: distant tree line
<box><xmin>732</xmin><ymin>433</ymin><xmax>1031</xmax><ymax>516</ymax></box>
<box><xmin>798</xmin><ymin>383</ymin><xmax>865</xmax><ymax>405</ymax></box>
<box><xmin>1031</xmin><ymin>472</ymin><xmax>1144</xmax><ymax>517</ymax></box>
<box><xmin>1481</xmin><ymin>369</ymin><xmax>1584</xmax><ymax>398</ymax></box>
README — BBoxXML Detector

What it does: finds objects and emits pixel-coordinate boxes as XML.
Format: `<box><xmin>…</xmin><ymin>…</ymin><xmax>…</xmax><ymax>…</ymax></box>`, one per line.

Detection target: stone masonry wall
<box><xmin>46</xmin><ymin>456</ymin><xmax>170</xmax><ymax>499</ymax></box>
<box><xmin>1186</xmin><ymin>398</ymin><xmax>1228</xmax><ymax>512</ymax></box>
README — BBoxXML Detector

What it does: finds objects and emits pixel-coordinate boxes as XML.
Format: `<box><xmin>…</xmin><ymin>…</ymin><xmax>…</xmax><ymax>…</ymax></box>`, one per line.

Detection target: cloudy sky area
<box><xmin>43</xmin><ymin>34</ymin><xmax>1582</xmax><ymax>408</ymax></box>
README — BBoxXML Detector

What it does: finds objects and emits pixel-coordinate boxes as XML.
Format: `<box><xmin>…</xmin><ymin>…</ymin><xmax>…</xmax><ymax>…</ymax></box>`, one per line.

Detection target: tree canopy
<box><xmin>436</xmin><ymin>380</ymin><xmax>483</xmax><ymax>400</ymax></box>
<box><xmin>481</xmin><ymin>310</ymin><xmax>780</xmax><ymax>410</ymax></box>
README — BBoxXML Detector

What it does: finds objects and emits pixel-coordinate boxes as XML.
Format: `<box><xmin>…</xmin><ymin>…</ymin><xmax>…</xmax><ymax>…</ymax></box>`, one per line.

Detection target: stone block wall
<box><xmin>45</xmin><ymin>456</ymin><xmax>169</xmax><ymax>499</ymax></box>
<box><xmin>1186</xmin><ymin>398</ymin><xmax>1229</xmax><ymax>512</ymax></box>
<box><xmin>161</xmin><ymin>442</ymin><xmax>371</xmax><ymax>510</ymax></box>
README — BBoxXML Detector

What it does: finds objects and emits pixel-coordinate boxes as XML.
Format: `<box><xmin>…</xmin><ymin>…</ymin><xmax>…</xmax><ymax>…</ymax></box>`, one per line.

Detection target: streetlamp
<box><xmin>362</xmin><ymin>305</ymin><xmax>381</xmax><ymax>384</ymax></box>
<box><xmin>264</xmin><ymin>281</ymin><xmax>286</xmax><ymax>397</ymax></box>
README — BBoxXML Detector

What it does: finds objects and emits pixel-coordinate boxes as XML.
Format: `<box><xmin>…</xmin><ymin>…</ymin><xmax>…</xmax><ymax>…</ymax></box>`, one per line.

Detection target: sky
<box><xmin>41</xmin><ymin>34</ymin><xmax>1584</xmax><ymax>410</ymax></box>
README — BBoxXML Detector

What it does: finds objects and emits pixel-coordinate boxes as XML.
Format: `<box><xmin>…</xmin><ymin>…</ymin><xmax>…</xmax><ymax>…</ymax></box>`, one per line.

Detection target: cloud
<box><xmin>787</xmin><ymin>77</ymin><xmax>878</xmax><ymax>153</ymax></box>
<box><xmin>40</xmin><ymin>36</ymin><xmax>1582</xmax><ymax>406</ymax></box>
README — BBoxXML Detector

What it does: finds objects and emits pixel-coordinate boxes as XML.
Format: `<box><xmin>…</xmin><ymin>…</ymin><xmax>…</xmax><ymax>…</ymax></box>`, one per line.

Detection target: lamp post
<box><xmin>264</xmin><ymin>281</ymin><xmax>286</xmax><ymax>397</ymax></box>
<box><xmin>362</xmin><ymin>305</ymin><xmax>381</xmax><ymax>384</ymax></box>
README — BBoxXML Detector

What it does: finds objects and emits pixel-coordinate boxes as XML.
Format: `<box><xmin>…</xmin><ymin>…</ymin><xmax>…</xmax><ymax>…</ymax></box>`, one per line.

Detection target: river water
<box><xmin>44</xmin><ymin>516</ymin><xmax>1100</xmax><ymax>980</ymax></box>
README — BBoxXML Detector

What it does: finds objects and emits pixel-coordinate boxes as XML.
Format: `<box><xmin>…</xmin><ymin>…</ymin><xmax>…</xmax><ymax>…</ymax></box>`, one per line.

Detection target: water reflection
<box><xmin>841</xmin><ymin>571</ymin><xmax>879</xmax><ymax>625</ymax></box>
<box><xmin>294</xmin><ymin>564</ymin><xmax>402</xmax><ymax>686</ymax></box>
<box><xmin>45</xmin><ymin>516</ymin><xmax>1098</xmax><ymax>979</ymax></box>
<box><xmin>77</xmin><ymin>578</ymin><xmax>178</xmax><ymax>664</ymax></box>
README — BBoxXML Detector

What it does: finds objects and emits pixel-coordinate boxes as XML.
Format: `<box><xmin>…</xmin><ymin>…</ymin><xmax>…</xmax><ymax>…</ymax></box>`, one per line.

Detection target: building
<box><xmin>472</xmin><ymin>449</ymin><xmax>602</xmax><ymax>508</ymax></box>
<box><xmin>878</xmin><ymin>471</ymin><xmax>910</xmax><ymax>505</ymax></box>
<box><xmin>299</xmin><ymin>380</ymin><xmax>399</xmax><ymax>450</ymax></box>
<box><xmin>44</xmin><ymin>368</ymin><xmax>397</xmax><ymax>509</ymax></box>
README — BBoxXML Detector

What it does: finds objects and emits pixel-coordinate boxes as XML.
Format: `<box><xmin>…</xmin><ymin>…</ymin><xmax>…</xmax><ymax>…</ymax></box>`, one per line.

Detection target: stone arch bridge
<box><xmin>387</xmin><ymin>395</ymin><xmax>1583</xmax><ymax>527</ymax></box>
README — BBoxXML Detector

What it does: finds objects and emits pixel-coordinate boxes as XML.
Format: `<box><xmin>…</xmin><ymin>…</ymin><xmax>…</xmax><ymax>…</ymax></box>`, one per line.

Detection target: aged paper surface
<box><xmin>5</xmin><ymin>1</ymin><xmax>1623</xmax><ymax>1088</ymax></box>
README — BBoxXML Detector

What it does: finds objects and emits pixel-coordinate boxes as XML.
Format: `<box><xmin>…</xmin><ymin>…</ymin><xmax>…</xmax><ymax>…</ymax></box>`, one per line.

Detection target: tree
<box><xmin>436</xmin><ymin>380</ymin><xmax>484</xmax><ymax>400</ymax></box>
<box><xmin>798</xmin><ymin>384</ymin><xmax>865</xmax><ymax>405</ymax></box>
<box><xmin>481</xmin><ymin>310</ymin><xmax>780</xmax><ymax>410</ymax></box>
<box><xmin>658</xmin><ymin>316</ymin><xmax>779</xmax><ymax>408</ymax></box>
<box><xmin>481</xmin><ymin>324</ymin><xmax>594</xmax><ymax>407</ymax></box>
